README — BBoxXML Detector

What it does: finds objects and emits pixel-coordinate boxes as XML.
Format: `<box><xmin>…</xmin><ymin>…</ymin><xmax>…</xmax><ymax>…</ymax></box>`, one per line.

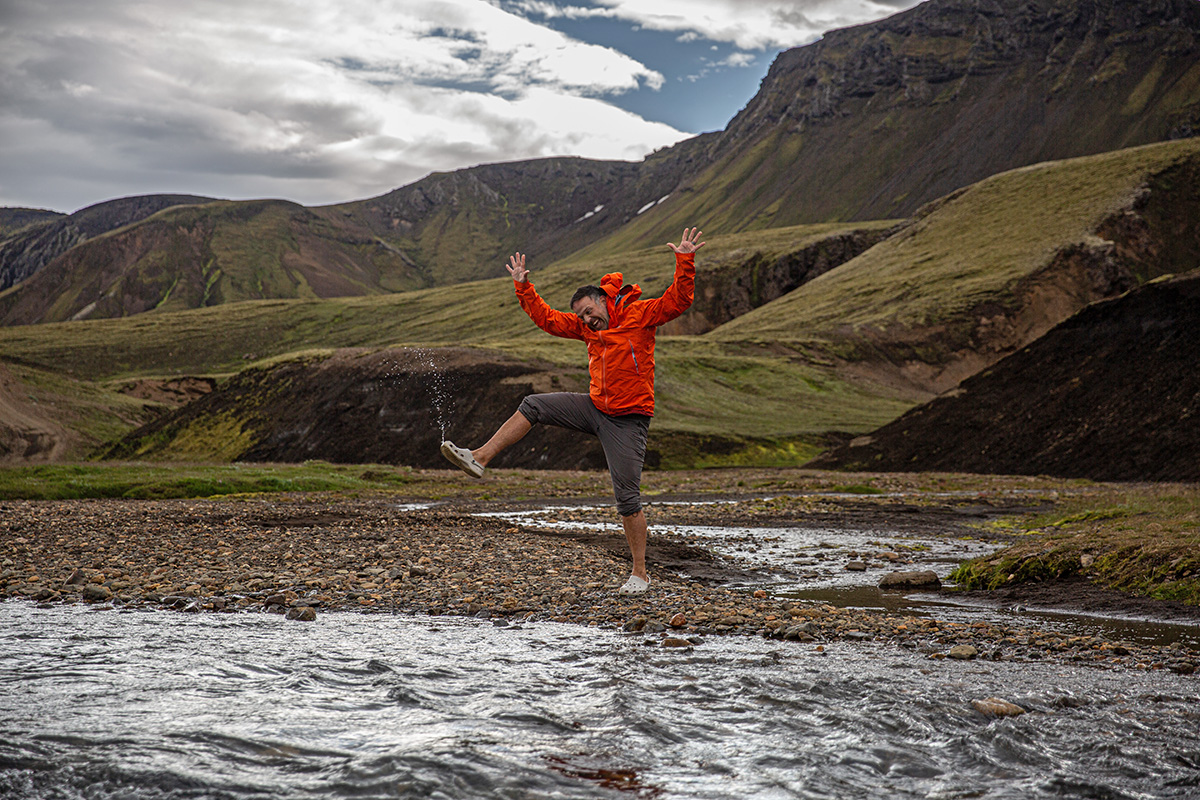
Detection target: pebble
<box><xmin>949</xmin><ymin>645</ymin><xmax>978</xmax><ymax>660</ymax></box>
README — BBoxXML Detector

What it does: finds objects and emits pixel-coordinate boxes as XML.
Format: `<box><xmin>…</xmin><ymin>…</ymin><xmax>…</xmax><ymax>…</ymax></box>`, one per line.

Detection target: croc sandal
<box><xmin>440</xmin><ymin>441</ymin><xmax>485</xmax><ymax>478</ymax></box>
<box><xmin>618</xmin><ymin>575</ymin><xmax>650</xmax><ymax>595</ymax></box>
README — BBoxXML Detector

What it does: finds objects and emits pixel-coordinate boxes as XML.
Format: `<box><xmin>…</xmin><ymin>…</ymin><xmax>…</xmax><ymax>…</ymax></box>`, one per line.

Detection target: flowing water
<box><xmin>3</xmin><ymin>602</ymin><xmax>1199</xmax><ymax>800</ymax></box>
<box><xmin>479</xmin><ymin>503</ymin><xmax>1200</xmax><ymax>650</ymax></box>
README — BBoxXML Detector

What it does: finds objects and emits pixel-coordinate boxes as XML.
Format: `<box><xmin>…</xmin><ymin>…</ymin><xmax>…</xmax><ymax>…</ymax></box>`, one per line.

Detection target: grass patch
<box><xmin>711</xmin><ymin>138</ymin><xmax>1200</xmax><ymax>353</ymax></box>
<box><xmin>950</xmin><ymin>485</ymin><xmax>1200</xmax><ymax>605</ymax></box>
<box><xmin>0</xmin><ymin>462</ymin><xmax>416</xmax><ymax>501</ymax></box>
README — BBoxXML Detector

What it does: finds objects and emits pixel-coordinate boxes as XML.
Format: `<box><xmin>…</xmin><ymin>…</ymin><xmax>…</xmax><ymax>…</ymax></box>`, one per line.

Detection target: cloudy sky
<box><xmin>0</xmin><ymin>0</ymin><xmax>919</xmax><ymax>213</ymax></box>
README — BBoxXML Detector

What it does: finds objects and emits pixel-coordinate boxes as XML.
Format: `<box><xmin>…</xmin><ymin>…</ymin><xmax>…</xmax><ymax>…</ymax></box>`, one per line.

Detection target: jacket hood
<box><xmin>601</xmin><ymin>272</ymin><xmax>642</xmax><ymax>306</ymax></box>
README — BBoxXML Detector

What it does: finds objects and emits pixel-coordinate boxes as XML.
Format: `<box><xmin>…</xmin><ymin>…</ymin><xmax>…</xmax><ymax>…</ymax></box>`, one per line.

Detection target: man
<box><xmin>440</xmin><ymin>227</ymin><xmax>706</xmax><ymax>594</ymax></box>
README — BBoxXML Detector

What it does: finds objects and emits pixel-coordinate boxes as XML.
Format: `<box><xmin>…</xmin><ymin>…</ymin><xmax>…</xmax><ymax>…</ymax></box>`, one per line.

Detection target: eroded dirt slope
<box><xmin>811</xmin><ymin>271</ymin><xmax>1200</xmax><ymax>481</ymax></box>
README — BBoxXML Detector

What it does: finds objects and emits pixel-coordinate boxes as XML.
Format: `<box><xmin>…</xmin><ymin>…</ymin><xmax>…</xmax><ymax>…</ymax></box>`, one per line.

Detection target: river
<box><xmin>2</xmin><ymin>600</ymin><xmax>1198</xmax><ymax>799</ymax></box>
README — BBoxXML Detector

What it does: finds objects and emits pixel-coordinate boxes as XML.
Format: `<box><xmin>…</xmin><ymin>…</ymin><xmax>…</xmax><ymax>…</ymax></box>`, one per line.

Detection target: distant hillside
<box><xmin>0</xmin><ymin>198</ymin><xmax>440</xmax><ymax>325</ymax></box>
<box><xmin>5</xmin><ymin>0</ymin><xmax>1197</xmax><ymax>326</ymax></box>
<box><xmin>0</xmin><ymin>208</ymin><xmax>64</xmax><ymax>239</ymax></box>
<box><xmin>810</xmin><ymin>270</ymin><xmax>1200</xmax><ymax>481</ymax></box>
<box><xmin>0</xmin><ymin>194</ymin><xmax>214</xmax><ymax>292</ymax></box>
<box><xmin>325</xmin><ymin>146</ymin><xmax>712</xmax><ymax>286</ymax></box>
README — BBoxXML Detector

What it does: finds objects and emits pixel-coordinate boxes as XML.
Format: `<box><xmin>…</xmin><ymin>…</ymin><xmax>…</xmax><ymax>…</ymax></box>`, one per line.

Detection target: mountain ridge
<box><xmin>3</xmin><ymin>0</ymin><xmax>1197</xmax><ymax>324</ymax></box>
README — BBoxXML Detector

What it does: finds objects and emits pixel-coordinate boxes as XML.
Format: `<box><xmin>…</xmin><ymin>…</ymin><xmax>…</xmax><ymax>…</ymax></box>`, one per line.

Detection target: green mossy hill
<box><xmin>710</xmin><ymin>138</ymin><xmax>1200</xmax><ymax>392</ymax></box>
<box><xmin>0</xmin><ymin>222</ymin><xmax>884</xmax><ymax>381</ymax></box>
<box><xmin>951</xmin><ymin>486</ymin><xmax>1200</xmax><ymax>606</ymax></box>
<box><xmin>0</xmin><ymin>360</ymin><xmax>161</xmax><ymax>463</ymax></box>
<box><xmin>329</xmin><ymin>145</ymin><xmax>712</xmax><ymax>287</ymax></box>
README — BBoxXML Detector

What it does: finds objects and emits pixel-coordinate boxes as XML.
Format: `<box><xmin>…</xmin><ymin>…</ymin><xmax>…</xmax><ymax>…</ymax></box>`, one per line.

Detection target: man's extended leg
<box><xmin>473</xmin><ymin>411</ymin><xmax>532</xmax><ymax>467</ymax></box>
<box><xmin>442</xmin><ymin>394</ymin><xmax>593</xmax><ymax>477</ymax></box>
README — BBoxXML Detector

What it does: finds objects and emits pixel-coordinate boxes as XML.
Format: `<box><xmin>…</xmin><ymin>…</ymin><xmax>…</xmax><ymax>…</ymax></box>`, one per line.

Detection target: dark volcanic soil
<box><xmin>813</xmin><ymin>271</ymin><xmax>1200</xmax><ymax>481</ymax></box>
<box><xmin>100</xmin><ymin>348</ymin><xmax>614</xmax><ymax>470</ymax></box>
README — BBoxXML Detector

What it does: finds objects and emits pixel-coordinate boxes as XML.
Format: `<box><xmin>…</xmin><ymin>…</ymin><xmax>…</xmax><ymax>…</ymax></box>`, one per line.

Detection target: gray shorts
<box><xmin>518</xmin><ymin>393</ymin><xmax>650</xmax><ymax>516</ymax></box>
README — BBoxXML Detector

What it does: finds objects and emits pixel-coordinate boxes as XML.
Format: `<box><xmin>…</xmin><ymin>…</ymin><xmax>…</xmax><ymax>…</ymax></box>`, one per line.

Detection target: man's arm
<box><xmin>641</xmin><ymin>227</ymin><xmax>705</xmax><ymax>326</ymax></box>
<box><xmin>507</xmin><ymin>252</ymin><xmax>585</xmax><ymax>340</ymax></box>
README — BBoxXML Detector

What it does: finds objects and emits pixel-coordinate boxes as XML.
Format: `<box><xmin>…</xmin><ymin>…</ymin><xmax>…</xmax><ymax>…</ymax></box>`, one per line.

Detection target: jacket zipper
<box><xmin>629</xmin><ymin>343</ymin><xmax>639</xmax><ymax>373</ymax></box>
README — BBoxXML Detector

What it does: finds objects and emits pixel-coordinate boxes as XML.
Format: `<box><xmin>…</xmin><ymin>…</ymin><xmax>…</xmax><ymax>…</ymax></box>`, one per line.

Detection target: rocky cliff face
<box><xmin>663</xmin><ymin>226</ymin><xmax>899</xmax><ymax>335</ymax></box>
<box><xmin>649</xmin><ymin>0</ymin><xmax>1200</xmax><ymax>234</ymax></box>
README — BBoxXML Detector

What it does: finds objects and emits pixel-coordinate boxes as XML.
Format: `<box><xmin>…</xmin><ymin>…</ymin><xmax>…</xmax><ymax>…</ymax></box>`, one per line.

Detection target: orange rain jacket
<box><xmin>513</xmin><ymin>251</ymin><xmax>695</xmax><ymax>417</ymax></box>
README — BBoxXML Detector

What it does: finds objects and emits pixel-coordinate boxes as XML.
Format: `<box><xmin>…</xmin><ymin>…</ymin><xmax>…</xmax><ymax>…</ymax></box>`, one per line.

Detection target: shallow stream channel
<box><xmin>3</xmin><ymin>495</ymin><xmax>1199</xmax><ymax>799</ymax></box>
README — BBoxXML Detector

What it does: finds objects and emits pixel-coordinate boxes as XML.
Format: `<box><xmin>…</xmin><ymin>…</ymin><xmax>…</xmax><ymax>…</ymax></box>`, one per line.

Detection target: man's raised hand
<box><xmin>506</xmin><ymin>252</ymin><xmax>529</xmax><ymax>283</ymax></box>
<box><xmin>668</xmin><ymin>227</ymin><xmax>706</xmax><ymax>254</ymax></box>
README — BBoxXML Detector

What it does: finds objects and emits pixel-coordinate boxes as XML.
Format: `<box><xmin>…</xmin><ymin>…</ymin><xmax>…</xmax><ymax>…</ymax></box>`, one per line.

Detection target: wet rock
<box><xmin>63</xmin><ymin>568</ymin><xmax>87</xmax><ymax>586</ymax></box>
<box><xmin>285</xmin><ymin>606</ymin><xmax>317</xmax><ymax>621</ymax></box>
<box><xmin>878</xmin><ymin>570</ymin><xmax>941</xmax><ymax>590</ymax></box>
<box><xmin>643</xmin><ymin>621</ymin><xmax>667</xmax><ymax>634</ymax></box>
<box><xmin>774</xmin><ymin>623</ymin><xmax>816</xmax><ymax>642</ymax></box>
<box><xmin>624</xmin><ymin>616</ymin><xmax>648</xmax><ymax>632</ymax></box>
<box><xmin>81</xmin><ymin>584</ymin><xmax>112</xmax><ymax>603</ymax></box>
<box><xmin>1168</xmin><ymin>660</ymin><xmax>1196</xmax><ymax>675</ymax></box>
<box><xmin>662</xmin><ymin>637</ymin><xmax>693</xmax><ymax>648</ymax></box>
<box><xmin>971</xmin><ymin>697</ymin><xmax>1026</xmax><ymax>717</ymax></box>
<box><xmin>668</xmin><ymin>613</ymin><xmax>687</xmax><ymax>628</ymax></box>
<box><xmin>949</xmin><ymin>645</ymin><xmax>978</xmax><ymax>660</ymax></box>
<box><xmin>845</xmin><ymin>561</ymin><xmax>868</xmax><ymax>571</ymax></box>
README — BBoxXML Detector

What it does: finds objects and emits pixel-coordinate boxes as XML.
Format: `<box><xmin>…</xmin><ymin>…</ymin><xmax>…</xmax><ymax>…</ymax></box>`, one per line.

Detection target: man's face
<box><xmin>571</xmin><ymin>296</ymin><xmax>609</xmax><ymax>331</ymax></box>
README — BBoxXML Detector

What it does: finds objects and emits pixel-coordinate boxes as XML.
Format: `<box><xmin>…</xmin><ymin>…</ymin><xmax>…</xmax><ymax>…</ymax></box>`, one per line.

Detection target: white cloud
<box><xmin>524</xmin><ymin>0</ymin><xmax>921</xmax><ymax>50</ymax></box>
<box><xmin>0</xmin><ymin>0</ymin><xmax>686</xmax><ymax>211</ymax></box>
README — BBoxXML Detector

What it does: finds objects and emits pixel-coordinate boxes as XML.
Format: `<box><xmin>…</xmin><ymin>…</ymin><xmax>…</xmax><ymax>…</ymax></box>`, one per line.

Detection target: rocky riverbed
<box><xmin>2</xmin><ymin>494</ymin><xmax>1197</xmax><ymax>676</ymax></box>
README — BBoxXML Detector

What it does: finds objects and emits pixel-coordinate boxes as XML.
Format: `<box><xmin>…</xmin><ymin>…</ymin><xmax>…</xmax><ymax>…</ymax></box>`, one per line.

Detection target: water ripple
<box><xmin>2</xmin><ymin>603</ymin><xmax>1199</xmax><ymax>799</ymax></box>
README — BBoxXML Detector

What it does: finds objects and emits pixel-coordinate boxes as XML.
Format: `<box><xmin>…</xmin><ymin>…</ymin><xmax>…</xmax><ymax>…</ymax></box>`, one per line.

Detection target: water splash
<box><xmin>382</xmin><ymin>347</ymin><xmax>454</xmax><ymax>442</ymax></box>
